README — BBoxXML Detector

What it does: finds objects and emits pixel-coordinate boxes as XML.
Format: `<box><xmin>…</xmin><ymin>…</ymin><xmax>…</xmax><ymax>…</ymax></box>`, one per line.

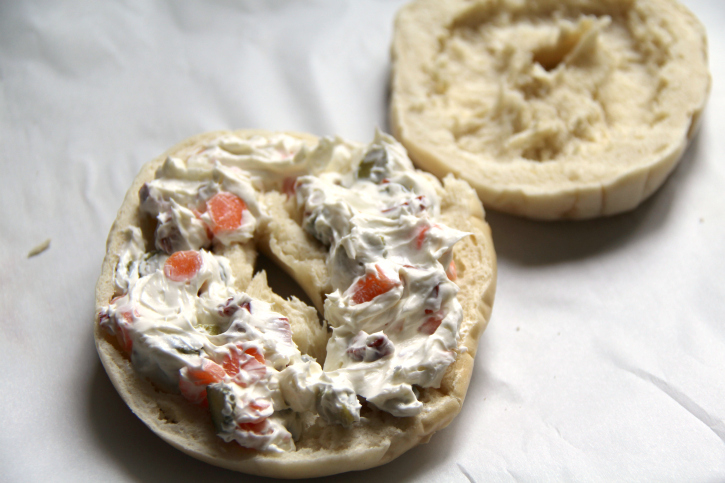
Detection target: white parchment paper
<box><xmin>0</xmin><ymin>1</ymin><xmax>723</xmax><ymax>481</ymax></box>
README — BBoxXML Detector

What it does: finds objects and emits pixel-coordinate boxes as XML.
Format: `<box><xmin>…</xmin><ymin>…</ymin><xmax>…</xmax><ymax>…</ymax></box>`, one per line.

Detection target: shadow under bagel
<box><xmin>87</xmin><ymin>348</ymin><xmax>465</xmax><ymax>482</ymax></box>
<box><xmin>484</xmin><ymin>127</ymin><xmax>704</xmax><ymax>268</ymax></box>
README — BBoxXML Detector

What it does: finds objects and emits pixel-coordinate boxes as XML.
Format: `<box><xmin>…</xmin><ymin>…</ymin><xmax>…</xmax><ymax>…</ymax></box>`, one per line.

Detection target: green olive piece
<box><xmin>356</xmin><ymin>147</ymin><xmax>388</xmax><ymax>183</ymax></box>
<box><xmin>207</xmin><ymin>383</ymin><xmax>237</xmax><ymax>434</ymax></box>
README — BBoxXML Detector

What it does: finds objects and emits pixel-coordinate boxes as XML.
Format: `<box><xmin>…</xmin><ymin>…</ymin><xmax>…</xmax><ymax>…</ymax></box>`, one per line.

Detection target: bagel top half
<box><xmin>94</xmin><ymin>129</ymin><xmax>497</xmax><ymax>478</ymax></box>
<box><xmin>390</xmin><ymin>0</ymin><xmax>710</xmax><ymax>220</ymax></box>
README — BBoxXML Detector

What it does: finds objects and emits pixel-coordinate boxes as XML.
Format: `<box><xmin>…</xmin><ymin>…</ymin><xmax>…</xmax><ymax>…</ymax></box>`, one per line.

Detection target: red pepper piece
<box><xmin>350</xmin><ymin>265</ymin><xmax>399</xmax><ymax>305</ymax></box>
<box><xmin>179</xmin><ymin>359</ymin><xmax>225</xmax><ymax>407</ymax></box>
<box><xmin>206</xmin><ymin>192</ymin><xmax>246</xmax><ymax>234</ymax></box>
<box><xmin>164</xmin><ymin>250</ymin><xmax>202</xmax><ymax>282</ymax></box>
<box><xmin>446</xmin><ymin>260</ymin><xmax>457</xmax><ymax>281</ymax></box>
<box><xmin>419</xmin><ymin>312</ymin><xmax>444</xmax><ymax>335</ymax></box>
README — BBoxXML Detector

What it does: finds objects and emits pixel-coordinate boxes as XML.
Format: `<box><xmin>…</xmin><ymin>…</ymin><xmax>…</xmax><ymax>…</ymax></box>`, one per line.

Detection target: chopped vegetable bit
<box><xmin>382</xmin><ymin>195</ymin><xmax>428</xmax><ymax>215</ymax></box>
<box><xmin>218</xmin><ymin>298</ymin><xmax>251</xmax><ymax>317</ymax></box>
<box><xmin>170</xmin><ymin>336</ymin><xmax>201</xmax><ymax>355</ymax></box>
<box><xmin>222</xmin><ymin>346</ymin><xmax>266</xmax><ymax>377</ymax></box>
<box><xmin>356</xmin><ymin>147</ymin><xmax>388</xmax><ymax>182</ymax></box>
<box><xmin>206</xmin><ymin>192</ymin><xmax>246</xmax><ymax>234</ymax></box>
<box><xmin>347</xmin><ymin>331</ymin><xmax>395</xmax><ymax>362</ymax></box>
<box><xmin>235</xmin><ymin>357</ymin><xmax>267</xmax><ymax>388</ymax></box>
<box><xmin>208</xmin><ymin>383</ymin><xmax>271</xmax><ymax>436</ymax></box>
<box><xmin>415</xmin><ymin>223</ymin><xmax>441</xmax><ymax>250</ymax></box>
<box><xmin>245</xmin><ymin>347</ymin><xmax>265</xmax><ymax>365</ymax></box>
<box><xmin>207</xmin><ymin>383</ymin><xmax>237</xmax><ymax>434</ymax></box>
<box><xmin>179</xmin><ymin>359</ymin><xmax>225</xmax><ymax>406</ymax></box>
<box><xmin>282</xmin><ymin>177</ymin><xmax>297</xmax><ymax>198</ymax></box>
<box><xmin>98</xmin><ymin>309</ymin><xmax>110</xmax><ymax>326</ymax></box>
<box><xmin>99</xmin><ymin>304</ymin><xmax>134</xmax><ymax>353</ymax></box>
<box><xmin>419</xmin><ymin>312</ymin><xmax>444</xmax><ymax>335</ymax></box>
<box><xmin>350</xmin><ymin>265</ymin><xmax>399</xmax><ymax>305</ymax></box>
<box><xmin>187</xmin><ymin>360</ymin><xmax>225</xmax><ymax>385</ymax></box>
<box><xmin>238</xmin><ymin>419</ymin><xmax>271</xmax><ymax>435</ymax></box>
<box><xmin>415</xmin><ymin>225</ymin><xmax>429</xmax><ymax>249</ymax></box>
<box><xmin>117</xmin><ymin>311</ymin><xmax>134</xmax><ymax>353</ymax></box>
<box><xmin>446</xmin><ymin>260</ymin><xmax>457</xmax><ymax>281</ymax></box>
<box><xmin>164</xmin><ymin>250</ymin><xmax>202</xmax><ymax>282</ymax></box>
<box><xmin>272</xmin><ymin>317</ymin><xmax>293</xmax><ymax>345</ymax></box>
<box><xmin>156</xmin><ymin>225</ymin><xmax>186</xmax><ymax>255</ymax></box>
<box><xmin>199</xmin><ymin>324</ymin><xmax>222</xmax><ymax>336</ymax></box>
<box><xmin>249</xmin><ymin>399</ymin><xmax>270</xmax><ymax>412</ymax></box>
<box><xmin>243</xmin><ymin>399</ymin><xmax>272</xmax><ymax>425</ymax></box>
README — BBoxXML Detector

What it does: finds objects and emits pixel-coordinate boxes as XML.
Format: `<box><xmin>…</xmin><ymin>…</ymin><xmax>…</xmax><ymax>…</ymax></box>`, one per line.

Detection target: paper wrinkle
<box><xmin>457</xmin><ymin>462</ymin><xmax>477</xmax><ymax>483</ymax></box>
<box><xmin>613</xmin><ymin>361</ymin><xmax>725</xmax><ymax>446</ymax></box>
<box><xmin>78</xmin><ymin>159</ymin><xmax>104</xmax><ymax>226</ymax></box>
<box><xmin>544</xmin><ymin>419</ymin><xmax>588</xmax><ymax>457</ymax></box>
<box><xmin>502</xmin><ymin>466</ymin><xmax>520</xmax><ymax>482</ymax></box>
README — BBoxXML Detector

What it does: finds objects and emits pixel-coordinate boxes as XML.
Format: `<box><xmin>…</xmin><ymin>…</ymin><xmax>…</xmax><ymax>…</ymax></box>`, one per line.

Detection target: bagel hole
<box><xmin>139</xmin><ymin>212</ymin><xmax>158</xmax><ymax>253</ymax></box>
<box><xmin>533</xmin><ymin>38</ymin><xmax>577</xmax><ymax>71</ymax></box>
<box><xmin>253</xmin><ymin>253</ymin><xmax>321</xmax><ymax>323</ymax></box>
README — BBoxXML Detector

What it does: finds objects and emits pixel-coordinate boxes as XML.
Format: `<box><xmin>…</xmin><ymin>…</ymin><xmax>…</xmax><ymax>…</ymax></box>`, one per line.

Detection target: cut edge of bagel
<box><xmin>93</xmin><ymin>129</ymin><xmax>497</xmax><ymax>478</ymax></box>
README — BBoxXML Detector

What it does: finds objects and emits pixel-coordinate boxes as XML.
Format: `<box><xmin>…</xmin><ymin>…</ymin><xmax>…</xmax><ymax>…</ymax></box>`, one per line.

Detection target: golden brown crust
<box><xmin>94</xmin><ymin>130</ymin><xmax>496</xmax><ymax>478</ymax></box>
<box><xmin>390</xmin><ymin>0</ymin><xmax>710</xmax><ymax>220</ymax></box>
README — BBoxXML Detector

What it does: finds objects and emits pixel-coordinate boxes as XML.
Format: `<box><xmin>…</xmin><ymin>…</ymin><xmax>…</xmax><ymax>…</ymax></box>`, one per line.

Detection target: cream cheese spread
<box><xmin>297</xmin><ymin>131</ymin><xmax>468</xmax><ymax>416</ymax></box>
<box><xmin>99</xmin><ymin>131</ymin><xmax>469</xmax><ymax>451</ymax></box>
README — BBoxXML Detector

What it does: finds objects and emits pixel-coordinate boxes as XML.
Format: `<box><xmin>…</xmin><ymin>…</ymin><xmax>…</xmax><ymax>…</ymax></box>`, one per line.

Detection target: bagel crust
<box><xmin>94</xmin><ymin>130</ymin><xmax>497</xmax><ymax>478</ymax></box>
<box><xmin>390</xmin><ymin>0</ymin><xmax>710</xmax><ymax>219</ymax></box>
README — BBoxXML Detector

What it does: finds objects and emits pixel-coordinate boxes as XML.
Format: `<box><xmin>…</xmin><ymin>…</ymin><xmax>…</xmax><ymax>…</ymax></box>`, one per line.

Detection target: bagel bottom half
<box><xmin>94</xmin><ymin>130</ymin><xmax>497</xmax><ymax>478</ymax></box>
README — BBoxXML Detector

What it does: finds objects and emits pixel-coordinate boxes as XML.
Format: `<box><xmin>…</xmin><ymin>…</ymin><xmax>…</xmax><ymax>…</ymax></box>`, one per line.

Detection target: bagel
<box><xmin>390</xmin><ymin>0</ymin><xmax>710</xmax><ymax>219</ymax></box>
<box><xmin>94</xmin><ymin>129</ymin><xmax>497</xmax><ymax>478</ymax></box>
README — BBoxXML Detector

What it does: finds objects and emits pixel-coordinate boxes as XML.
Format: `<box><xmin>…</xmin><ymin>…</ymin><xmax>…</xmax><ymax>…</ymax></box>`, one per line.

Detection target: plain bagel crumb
<box><xmin>390</xmin><ymin>0</ymin><xmax>710</xmax><ymax>219</ymax></box>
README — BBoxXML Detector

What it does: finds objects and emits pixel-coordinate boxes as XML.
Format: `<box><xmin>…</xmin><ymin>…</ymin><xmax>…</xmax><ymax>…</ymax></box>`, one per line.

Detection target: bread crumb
<box><xmin>27</xmin><ymin>238</ymin><xmax>51</xmax><ymax>258</ymax></box>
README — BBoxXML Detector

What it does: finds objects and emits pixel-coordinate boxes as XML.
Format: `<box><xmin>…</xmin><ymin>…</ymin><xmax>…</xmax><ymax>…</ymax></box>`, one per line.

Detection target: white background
<box><xmin>1</xmin><ymin>1</ymin><xmax>723</xmax><ymax>481</ymax></box>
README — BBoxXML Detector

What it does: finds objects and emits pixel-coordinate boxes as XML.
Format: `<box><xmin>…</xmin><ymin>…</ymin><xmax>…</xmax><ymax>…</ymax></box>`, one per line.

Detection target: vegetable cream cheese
<box><xmin>99</xmin><ymin>131</ymin><xmax>470</xmax><ymax>451</ymax></box>
<box><xmin>298</xmin><ymin>132</ymin><xmax>468</xmax><ymax>417</ymax></box>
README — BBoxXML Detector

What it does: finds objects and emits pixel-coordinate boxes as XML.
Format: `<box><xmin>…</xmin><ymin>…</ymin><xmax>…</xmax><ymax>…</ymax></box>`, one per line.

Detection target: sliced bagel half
<box><xmin>94</xmin><ymin>130</ymin><xmax>497</xmax><ymax>478</ymax></box>
<box><xmin>391</xmin><ymin>0</ymin><xmax>710</xmax><ymax>219</ymax></box>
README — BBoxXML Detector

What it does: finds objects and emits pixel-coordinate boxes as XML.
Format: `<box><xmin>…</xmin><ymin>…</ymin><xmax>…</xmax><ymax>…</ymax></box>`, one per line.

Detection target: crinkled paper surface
<box><xmin>1</xmin><ymin>1</ymin><xmax>724</xmax><ymax>481</ymax></box>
